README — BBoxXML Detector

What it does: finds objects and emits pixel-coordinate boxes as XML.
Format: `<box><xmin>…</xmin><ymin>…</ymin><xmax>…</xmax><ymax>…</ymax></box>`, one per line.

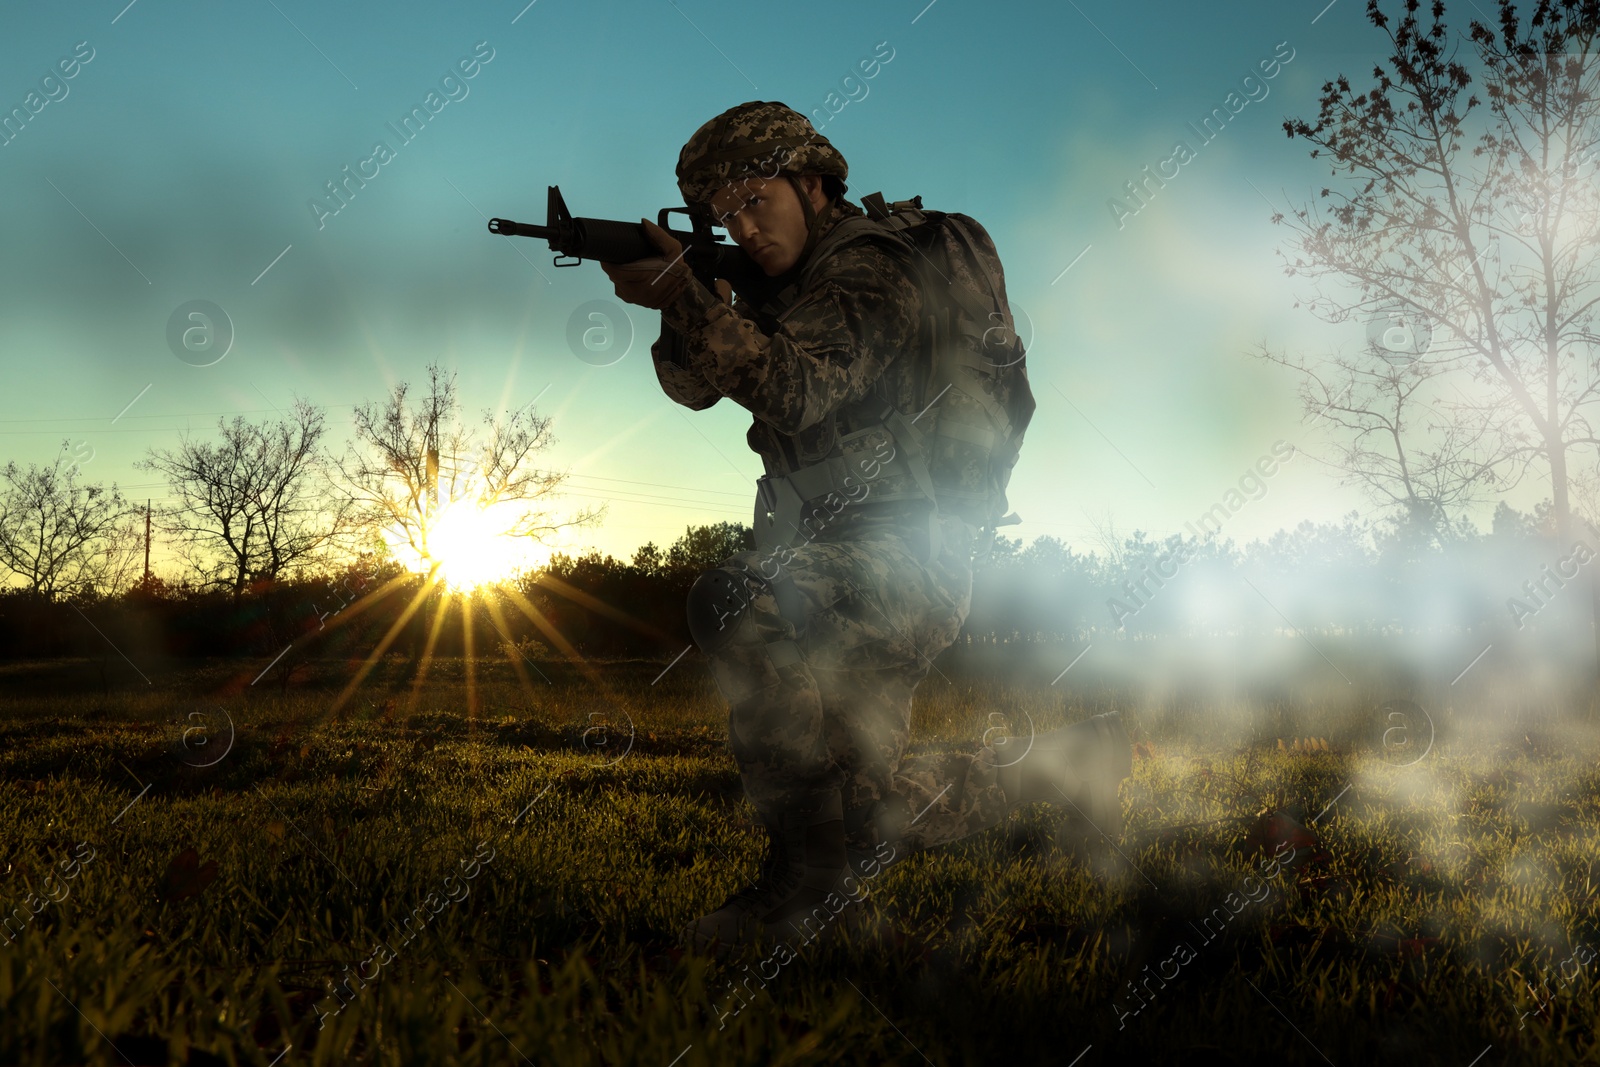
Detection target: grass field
<box><xmin>2</xmin><ymin>650</ymin><xmax>1598</xmax><ymax>1066</ymax></box>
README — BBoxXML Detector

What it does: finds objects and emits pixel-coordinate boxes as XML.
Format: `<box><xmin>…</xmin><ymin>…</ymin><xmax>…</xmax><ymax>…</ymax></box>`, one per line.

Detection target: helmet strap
<box><xmin>785</xmin><ymin>173</ymin><xmax>834</xmax><ymax>268</ymax></box>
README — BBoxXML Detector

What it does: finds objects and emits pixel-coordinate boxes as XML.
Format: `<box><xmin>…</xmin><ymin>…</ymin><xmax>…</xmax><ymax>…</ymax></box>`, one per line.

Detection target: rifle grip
<box><xmin>658</xmin><ymin>321</ymin><xmax>690</xmax><ymax>367</ymax></box>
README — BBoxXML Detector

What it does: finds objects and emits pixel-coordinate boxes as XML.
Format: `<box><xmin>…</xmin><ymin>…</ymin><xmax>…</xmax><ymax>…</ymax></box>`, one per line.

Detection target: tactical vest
<box><xmin>743</xmin><ymin>192</ymin><xmax>1036</xmax><ymax>567</ymax></box>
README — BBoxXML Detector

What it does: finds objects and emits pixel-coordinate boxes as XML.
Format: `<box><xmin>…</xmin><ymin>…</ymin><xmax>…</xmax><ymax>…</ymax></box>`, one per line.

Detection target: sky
<box><xmin>0</xmin><ymin>0</ymin><xmax>1548</xmax><ymax>572</ymax></box>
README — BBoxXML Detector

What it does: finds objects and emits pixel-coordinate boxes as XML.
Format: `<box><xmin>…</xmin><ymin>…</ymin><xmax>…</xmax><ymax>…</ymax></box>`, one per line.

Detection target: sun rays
<box><xmin>384</xmin><ymin>498</ymin><xmax>549</xmax><ymax>593</ymax></box>
<box><xmin>264</xmin><ymin>357</ymin><xmax>671</xmax><ymax>740</ymax></box>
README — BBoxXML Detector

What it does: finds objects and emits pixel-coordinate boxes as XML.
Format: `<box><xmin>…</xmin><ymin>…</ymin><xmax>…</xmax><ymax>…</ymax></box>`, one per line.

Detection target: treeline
<box><xmin>4</xmin><ymin>501</ymin><xmax>1597</xmax><ymax>672</ymax></box>
<box><xmin>0</xmin><ymin>364</ymin><xmax>601</xmax><ymax>605</ymax></box>
<box><xmin>0</xmin><ymin>523</ymin><xmax>755</xmax><ymax>667</ymax></box>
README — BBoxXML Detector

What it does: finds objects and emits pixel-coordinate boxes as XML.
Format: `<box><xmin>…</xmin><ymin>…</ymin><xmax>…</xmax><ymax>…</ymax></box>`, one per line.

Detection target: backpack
<box><xmin>746</xmin><ymin>192</ymin><xmax>1036</xmax><ymax>565</ymax></box>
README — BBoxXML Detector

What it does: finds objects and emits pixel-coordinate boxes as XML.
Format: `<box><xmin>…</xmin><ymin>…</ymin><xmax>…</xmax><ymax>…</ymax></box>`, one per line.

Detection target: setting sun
<box><xmin>386</xmin><ymin>498</ymin><xmax>544</xmax><ymax>590</ymax></box>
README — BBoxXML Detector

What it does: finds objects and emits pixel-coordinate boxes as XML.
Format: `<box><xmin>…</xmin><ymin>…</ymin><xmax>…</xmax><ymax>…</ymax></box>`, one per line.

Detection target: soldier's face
<box><xmin>710</xmin><ymin>175</ymin><xmax>827</xmax><ymax>276</ymax></box>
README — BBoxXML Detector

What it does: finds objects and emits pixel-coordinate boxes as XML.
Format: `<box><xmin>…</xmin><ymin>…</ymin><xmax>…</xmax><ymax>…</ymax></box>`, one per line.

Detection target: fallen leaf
<box><xmin>1243</xmin><ymin>810</ymin><xmax>1327</xmax><ymax>867</ymax></box>
<box><xmin>1267</xmin><ymin>922</ymin><xmax>1322</xmax><ymax>948</ymax></box>
<box><xmin>158</xmin><ymin>848</ymin><xmax>219</xmax><ymax>902</ymax></box>
<box><xmin>1245</xmin><ymin>811</ymin><xmax>1318</xmax><ymax>851</ymax></box>
<box><xmin>1398</xmin><ymin>936</ymin><xmax>1438</xmax><ymax>959</ymax></box>
<box><xmin>1298</xmin><ymin>873</ymin><xmax>1355</xmax><ymax>904</ymax></box>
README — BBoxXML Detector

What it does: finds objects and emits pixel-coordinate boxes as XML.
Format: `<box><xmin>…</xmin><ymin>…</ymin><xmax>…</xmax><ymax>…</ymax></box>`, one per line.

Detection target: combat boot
<box><xmin>689</xmin><ymin>810</ymin><xmax>789</xmax><ymax>934</ymax></box>
<box><xmin>686</xmin><ymin>788</ymin><xmax>853</xmax><ymax>955</ymax></box>
<box><xmin>995</xmin><ymin>711</ymin><xmax>1132</xmax><ymax>851</ymax></box>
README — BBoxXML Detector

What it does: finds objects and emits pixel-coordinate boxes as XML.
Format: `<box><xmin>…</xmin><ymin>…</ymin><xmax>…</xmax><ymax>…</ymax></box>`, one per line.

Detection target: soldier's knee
<box><xmin>686</xmin><ymin>566</ymin><xmax>760</xmax><ymax>655</ymax></box>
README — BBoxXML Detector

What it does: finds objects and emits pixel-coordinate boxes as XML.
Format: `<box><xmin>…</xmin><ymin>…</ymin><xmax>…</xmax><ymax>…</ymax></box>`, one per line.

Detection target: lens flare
<box><xmin>385</xmin><ymin>499</ymin><xmax>541</xmax><ymax>591</ymax></box>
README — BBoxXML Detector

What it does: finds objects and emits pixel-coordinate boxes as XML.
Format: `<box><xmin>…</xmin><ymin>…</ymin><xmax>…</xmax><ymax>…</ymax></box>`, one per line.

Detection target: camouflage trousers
<box><xmin>702</xmin><ymin>512</ymin><xmax>1011</xmax><ymax>853</ymax></box>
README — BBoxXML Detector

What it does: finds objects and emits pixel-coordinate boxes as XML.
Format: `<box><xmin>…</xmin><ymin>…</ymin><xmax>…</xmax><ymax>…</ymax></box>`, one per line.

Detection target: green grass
<box><xmin>1</xmin><ymin>655</ymin><xmax>1598</xmax><ymax>1065</ymax></box>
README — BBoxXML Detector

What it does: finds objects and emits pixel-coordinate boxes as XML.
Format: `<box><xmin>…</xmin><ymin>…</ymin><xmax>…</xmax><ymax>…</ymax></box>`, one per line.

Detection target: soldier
<box><xmin>600</xmin><ymin>100</ymin><xmax>1131</xmax><ymax>954</ymax></box>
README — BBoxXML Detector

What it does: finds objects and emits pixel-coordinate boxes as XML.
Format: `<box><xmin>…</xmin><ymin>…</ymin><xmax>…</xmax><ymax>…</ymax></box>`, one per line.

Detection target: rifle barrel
<box><xmin>486</xmin><ymin>218</ymin><xmax>551</xmax><ymax>240</ymax></box>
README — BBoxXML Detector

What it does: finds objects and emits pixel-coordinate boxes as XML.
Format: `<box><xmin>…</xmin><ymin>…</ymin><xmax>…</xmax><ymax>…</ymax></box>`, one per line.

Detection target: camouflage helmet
<box><xmin>675</xmin><ymin>100</ymin><xmax>849</xmax><ymax>213</ymax></box>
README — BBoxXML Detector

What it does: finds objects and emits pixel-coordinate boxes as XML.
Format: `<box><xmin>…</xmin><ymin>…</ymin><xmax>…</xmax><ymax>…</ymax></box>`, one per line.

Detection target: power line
<box><xmin>555</xmin><ymin>488</ymin><xmax>747</xmax><ymax>518</ymax></box>
<box><xmin>124</xmin><ymin>488</ymin><xmax>749</xmax><ymax>520</ymax></box>
<box><xmin>0</xmin><ymin>425</ymin><xmax>295</xmax><ymax>437</ymax></box>
<box><xmin>0</xmin><ymin>409</ymin><xmax>285</xmax><ymax>425</ymax></box>
<box><xmin>565</xmin><ymin>472</ymin><xmax>751</xmax><ymax>499</ymax></box>
<box><xmin>560</xmin><ymin>480</ymin><xmax>750</xmax><ymax>510</ymax></box>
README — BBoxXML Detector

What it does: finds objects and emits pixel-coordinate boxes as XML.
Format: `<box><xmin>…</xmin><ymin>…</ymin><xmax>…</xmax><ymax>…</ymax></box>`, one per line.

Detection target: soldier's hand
<box><xmin>600</xmin><ymin>219</ymin><xmax>693</xmax><ymax>310</ymax></box>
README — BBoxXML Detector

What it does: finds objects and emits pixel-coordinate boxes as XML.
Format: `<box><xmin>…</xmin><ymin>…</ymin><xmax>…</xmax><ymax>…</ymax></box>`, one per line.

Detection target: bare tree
<box><xmin>94</xmin><ymin>511</ymin><xmax>149</xmax><ymax>596</ymax></box>
<box><xmin>1253</xmin><ymin>344</ymin><xmax>1501</xmax><ymax>551</ymax></box>
<box><xmin>0</xmin><ymin>446</ymin><xmax>135</xmax><ymax>599</ymax></box>
<box><xmin>1081</xmin><ymin>507</ymin><xmax>1130</xmax><ymax>571</ymax></box>
<box><xmin>336</xmin><ymin>362</ymin><xmax>602</xmax><ymax>579</ymax></box>
<box><xmin>140</xmin><ymin>399</ymin><xmax>351</xmax><ymax>597</ymax></box>
<box><xmin>1265</xmin><ymin>0</ymin><xmax>1600</xmax><ymax>674</ymax></box>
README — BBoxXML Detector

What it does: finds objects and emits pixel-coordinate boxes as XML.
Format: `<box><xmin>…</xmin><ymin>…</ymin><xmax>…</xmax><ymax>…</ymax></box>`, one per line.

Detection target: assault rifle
<box><xmin>486</xmin><ymin>185</ymin><xmax>770</xmax><ymax>296</ymax></box>
<box><xmin>487</xmin><ymin>185</ymin><xmax>773</xmax><ymax>364</ymax></box>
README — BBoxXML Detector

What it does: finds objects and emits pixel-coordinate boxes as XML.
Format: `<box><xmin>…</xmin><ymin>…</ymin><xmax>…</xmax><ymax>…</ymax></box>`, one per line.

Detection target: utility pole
<box><xmin>143</xmin><ymin>499</ymin><xmax>151</xmax><ymax>585</ymax></box>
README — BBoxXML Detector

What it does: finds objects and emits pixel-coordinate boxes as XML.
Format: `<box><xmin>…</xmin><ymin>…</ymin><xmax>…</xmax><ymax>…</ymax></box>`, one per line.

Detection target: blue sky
<box><xmin>0</xmin><ymin>0</ymin><xmax>1528</xmax><ymax>569</ymax></box>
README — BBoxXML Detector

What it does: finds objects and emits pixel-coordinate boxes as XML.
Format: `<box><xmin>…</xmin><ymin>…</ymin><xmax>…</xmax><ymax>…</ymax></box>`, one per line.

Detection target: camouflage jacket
<box><xmin>651</xmin><ymin>197</ymin><xmax>933</xmax><ymax>541</ymax></box>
